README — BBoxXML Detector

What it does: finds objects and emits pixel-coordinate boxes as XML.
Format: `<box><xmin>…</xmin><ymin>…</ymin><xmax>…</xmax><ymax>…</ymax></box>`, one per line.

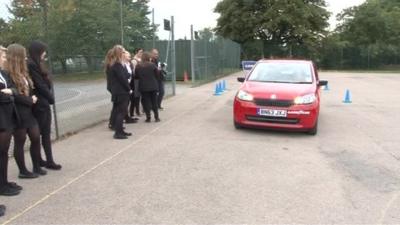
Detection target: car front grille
<box><xmin>246</xmin><ymin>115</ymin><xmax>299</xmax><ymax>125</ymax></box>
<box><xmin>254</xmin><ymin>99</ymin><xmax>294</xmax><ymax>107</ymax></box>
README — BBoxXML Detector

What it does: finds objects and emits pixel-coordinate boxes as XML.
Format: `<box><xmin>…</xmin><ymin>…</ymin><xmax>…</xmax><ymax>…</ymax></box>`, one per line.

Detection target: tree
<box><xmin>3</xmin><ymin>0</ymin><xmax>156</xmax><ymax>73</ymax></box>
<box><xmin>214</xmin><ymin>0</ymin><xmax>330</xmax><ymax>57</ymax></box>
<box><xmin>335</xmin><ymin>0</ymin><xmax>400</xmax><ymax>68</ymax></box>
<box><xmin>197</xmin><ymin>27</ymin><xmax>215</xmax><ymax>42</ymax></box>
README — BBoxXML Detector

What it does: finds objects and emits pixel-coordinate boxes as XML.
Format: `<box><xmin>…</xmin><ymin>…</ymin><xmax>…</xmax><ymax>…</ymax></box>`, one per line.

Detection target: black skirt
<box><xmin>0</xmin><ymin>103</ymin><xmax>16</xmax><ymax>131</ymax></box>
<box><xmin>15</xmin><ymin>104</ymin><xmax>38</xmax><ymax>129</ymax></box>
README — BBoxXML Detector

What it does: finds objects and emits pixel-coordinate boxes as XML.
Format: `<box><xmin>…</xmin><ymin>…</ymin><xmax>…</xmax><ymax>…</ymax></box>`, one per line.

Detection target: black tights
<box><xmin>13</xmin><ymin>126</ymin><xmax>41</xmax><ymax>173</ymax></box>
<box><xmin>0</xmin><ymin>131</ymin><xmax>12</xmax><ymax>187</ymax></box>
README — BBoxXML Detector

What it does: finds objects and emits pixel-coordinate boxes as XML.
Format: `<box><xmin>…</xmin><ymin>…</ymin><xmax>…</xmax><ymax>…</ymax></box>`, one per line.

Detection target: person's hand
<box><xmin>0</xmin><ymin>88</ymin><xmax>12</xmax><ymax>95</ymax></box>
<box><xmin>32</xmin><ymin>95</ymin><xmax>38</xmax><ymax>104</ymax></box>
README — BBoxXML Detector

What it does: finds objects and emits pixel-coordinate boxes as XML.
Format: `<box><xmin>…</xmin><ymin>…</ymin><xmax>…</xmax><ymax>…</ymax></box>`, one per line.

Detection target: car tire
<box><xmin>234</xmin><ymin>121</ymin><xmax>242</xmax><ymax>129</ymax></box>
<box><xmin>308</xmin><ymin>120</ymin><xmax>318</xmax><ymax>135</ymax></box>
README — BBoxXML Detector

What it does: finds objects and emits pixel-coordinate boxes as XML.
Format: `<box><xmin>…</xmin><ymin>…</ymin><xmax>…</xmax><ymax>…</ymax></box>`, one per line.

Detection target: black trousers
<box><xmin>109</xmin><ymin>102</ymin><xmax>117</xmax><ymax>128</ymax></box>
<box><xmin>129</xmin><ymin>94</ymin><xmax>141</xmax><ymax>117</ymax></box>
<box><xmin>33</xmin><ymin>105</ymin><xmax>56</xmax><ymax>163</ymax></box>
<box><xmin>141</xmin><ymin>91</ymin><xmax>159</xmax><ymax>120</ymax></box>
<box><xmin>112</xmin><ymin>95</ymin><xmax>130</xmax><ymax>134</ymax></box>
<box><xmin>157</xmin><ymin>81</ymin><xmax>165</xmax><ymax>108</ymax></box>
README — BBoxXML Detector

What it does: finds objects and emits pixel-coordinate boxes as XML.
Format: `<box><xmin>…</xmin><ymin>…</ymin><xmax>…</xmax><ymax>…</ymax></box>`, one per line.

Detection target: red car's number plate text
<box><xmin>258</xmin><ymin>108</ymin><xmax>287</xmax><ymax>117</ymax></box>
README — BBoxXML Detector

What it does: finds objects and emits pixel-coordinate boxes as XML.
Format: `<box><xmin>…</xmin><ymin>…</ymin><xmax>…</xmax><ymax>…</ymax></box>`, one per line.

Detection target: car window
<box><xmin>248</xmin><ymin>62</ymin><xmax>313</xmax><ymax>84</ymax></box>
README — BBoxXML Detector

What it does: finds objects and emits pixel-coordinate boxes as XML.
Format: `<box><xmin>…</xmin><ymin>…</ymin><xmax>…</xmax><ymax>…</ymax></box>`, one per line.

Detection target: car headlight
<box><xmin>294</xmin><ymin>94</ymin><xmax>316</xmax><ymax>105</ymax></box>
<box><xmin>237</xmin><ymin>90</ymin><xmax>254</xmax><ymax>101</ymax></box>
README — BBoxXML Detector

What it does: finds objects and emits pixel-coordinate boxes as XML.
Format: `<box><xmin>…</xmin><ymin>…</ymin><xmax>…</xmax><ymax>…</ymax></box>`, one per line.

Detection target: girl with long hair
<box><xmin>130</xmin><ymin>48</ymin><xmax>143</xmax><ymax>117</ymax></box>
<box><xmin>28</xmin><ymin>41</ymin><xmax>61</xmax><ymax>170</ymax></box>
<box><xmin>105</xmin><ymin>45</ymin><xmax>132</xmax><ymax>139</ymax></box>
<box><xmin>0</xmin><ymin>46</ymin><xmax>22</xmax><ymax>196</ymax></box>
<box><xmin>7</xmin><ymin>44</ymin><xmax>46</xmax><ymax>178</ymax></box>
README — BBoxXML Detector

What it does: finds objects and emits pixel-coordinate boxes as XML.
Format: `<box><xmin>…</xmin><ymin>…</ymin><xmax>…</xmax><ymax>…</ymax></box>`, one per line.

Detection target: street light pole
<box><xmin>120</xmin><ymin>0</ymin><xmax>124</xmax><ymax>45</ymax></box>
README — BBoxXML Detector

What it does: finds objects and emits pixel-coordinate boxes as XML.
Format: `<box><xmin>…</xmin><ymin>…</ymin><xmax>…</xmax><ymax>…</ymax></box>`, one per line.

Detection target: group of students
<box><xmin>106</xmin><ymin>45</ymin><xmax>166</xmax><ymax>139</ymax></box>
<box><xmin>0</xmin><ymin>41</ymin><xmax>61</xmax><ymax>216</ymax></box>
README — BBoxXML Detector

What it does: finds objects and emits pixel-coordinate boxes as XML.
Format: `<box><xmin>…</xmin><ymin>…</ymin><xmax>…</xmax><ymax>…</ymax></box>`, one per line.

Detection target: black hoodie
<box><xmin>27</xmin><ymin>41</ymin><xmax>55</xmax><ymax>106</ymax></box>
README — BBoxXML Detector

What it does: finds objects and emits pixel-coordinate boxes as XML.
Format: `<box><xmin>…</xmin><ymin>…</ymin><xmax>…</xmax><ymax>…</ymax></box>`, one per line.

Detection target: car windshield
<box><xmin>248</xmin><ymin>62</ymin><xmax>313</xmax><ymax>84</ymax></box>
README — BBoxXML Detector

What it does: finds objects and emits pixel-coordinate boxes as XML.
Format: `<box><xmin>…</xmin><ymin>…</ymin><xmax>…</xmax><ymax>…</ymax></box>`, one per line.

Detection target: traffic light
<box><xmin>194</xmin><ymin>31</ymin><xmax>199</xmax><ymax>40</ymax></box>
<box><xmin>164</xmin><ymin>19</ymin><xmax>171</xmax><ymax>31</ymax></box>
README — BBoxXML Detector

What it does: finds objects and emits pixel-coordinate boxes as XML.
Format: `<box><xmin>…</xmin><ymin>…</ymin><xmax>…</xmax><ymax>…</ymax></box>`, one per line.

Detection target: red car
<box><xmin>233</xmin><ymin>59</ymin><xmax>328</xmax><ymax>135</ymax></box>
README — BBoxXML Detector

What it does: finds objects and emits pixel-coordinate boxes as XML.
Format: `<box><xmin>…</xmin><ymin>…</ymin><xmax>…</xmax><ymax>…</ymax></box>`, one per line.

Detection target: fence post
<box><xmin>204</xmin><ymin>40</ymin><xmax>208</xmax><ymax>80</ymax></box>
<box><xmin>171</xmin><ymin>16</ymin><xmax>176</xmax><ymax>96</ymax></box>
<box><xmin>190</xmin><ymin>25</ymin><xmax>195</xmax><ymax>85</ymax></box>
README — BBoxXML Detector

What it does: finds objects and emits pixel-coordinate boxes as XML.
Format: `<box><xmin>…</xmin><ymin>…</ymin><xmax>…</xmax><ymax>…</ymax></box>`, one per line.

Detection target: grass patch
<box><xmin>53</xmin><ymin>71</ymin><xmax>105</xmax><ymax>82</ymax></box>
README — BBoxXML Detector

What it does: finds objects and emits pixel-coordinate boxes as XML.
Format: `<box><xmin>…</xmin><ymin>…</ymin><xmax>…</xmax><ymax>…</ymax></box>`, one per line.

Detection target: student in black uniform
<box><xmin>0</xmin><ymin>46</ymin><xmax>22</xmax><ymax>196</ymax></box>
<box><xmin>123</xmin><ymin>50</ymin><xmax>137</xmax><ymax>124</ymax></box>
<box><xmin>130</xmin><ymin>48</ymin><xmax>143</xmax><ymax>117</ymax></box>
<box><xmin>135</xmin><ymin>52</ymin><xmax>160</xmax><ymax>122</ymax></box>
<box><xmin>7</xmin><ymin>44</ymin><xmax>46</xmax><ymax>178</ymax></box>
<box><xmin>105</xmin><ymin>45</ymin><xmax>132</xmax><ymax>139</ymax></box>
<box><xmin>28</xmin><ymin>41</ymin><xmax>61</xmax><ymax>170</ymax></box>
<box><xmin>151</xmin><ymin>48</ymin><xmax>165</xmax><ymax>110</ymax></box>
<box><xmin>106</xmin><ymin>49</ymin><xmax>117</xmax><ymax>130</ymax></box>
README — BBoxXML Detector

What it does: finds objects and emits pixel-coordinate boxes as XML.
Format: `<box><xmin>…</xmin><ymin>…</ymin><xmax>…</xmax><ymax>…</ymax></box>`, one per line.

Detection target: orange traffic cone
<box><xmin>183</xmin><ymin>71</ymin><xmax>189</xmax><ymax>82</ymax></box>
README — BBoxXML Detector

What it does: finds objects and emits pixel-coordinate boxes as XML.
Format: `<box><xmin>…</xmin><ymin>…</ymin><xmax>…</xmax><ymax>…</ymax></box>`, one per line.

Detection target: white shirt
<box><xmin>125</xmin><ymin>63</ymin><xmax>132</xmax><ymax>75</ymax></box>
<box><xmin>0</xmin><ymin>71</ymin><xmax>7</xmax><ymax>88</ymax></box>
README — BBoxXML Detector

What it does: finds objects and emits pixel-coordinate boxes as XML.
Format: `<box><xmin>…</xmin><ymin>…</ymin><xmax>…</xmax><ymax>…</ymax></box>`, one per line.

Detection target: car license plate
<box><xmin>257</xmin><ymin>108</ymin><xmax>287</xmax><ymax>117</ymax></box>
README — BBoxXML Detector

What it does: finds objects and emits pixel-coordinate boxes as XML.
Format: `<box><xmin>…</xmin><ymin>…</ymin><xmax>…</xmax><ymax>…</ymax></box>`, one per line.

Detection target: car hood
<box><xmin>242</xmin><ymin>81</ymin><xmax>316</xmax><ymax>99</ymax></box>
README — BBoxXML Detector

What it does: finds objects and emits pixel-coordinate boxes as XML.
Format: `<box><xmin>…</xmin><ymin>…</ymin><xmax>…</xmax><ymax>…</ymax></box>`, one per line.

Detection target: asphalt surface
<box><xmin>52</xmin><ymin>80</ymin><xmax>175</xmax><ymax>137</ymax></box>
<box><xmin>1</xmin><ymin>71</ymin><xmax>400</xmax><ymax>224</ymax></box>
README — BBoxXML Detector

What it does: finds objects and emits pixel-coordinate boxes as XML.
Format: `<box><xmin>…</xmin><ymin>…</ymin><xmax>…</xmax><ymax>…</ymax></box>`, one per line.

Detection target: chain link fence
<box><xmin>48</xmin><ymin>38</ymin><xmax>240</xmax><ymax>139</ymax></box>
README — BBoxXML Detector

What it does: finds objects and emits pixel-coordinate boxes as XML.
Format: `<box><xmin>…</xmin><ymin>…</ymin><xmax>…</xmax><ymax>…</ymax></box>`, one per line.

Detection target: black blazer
<box><xmin>108</xmin><ymin>62</ymin><xmax>131</xmax><ymax>96</ymax></box>
<box><xmin>0</xmin><ymin>70</ymin><xmax>17</xmax><ymax>130</ymax></box>
<box><xmin>135</xmin><ymin>62</ymin><xmax>159</xmax><ymax>92</ymax></box>
<box><xmin>28</xmin><ymin>59</ymin><xmax>55</xmax><ymax>108</ymax></box>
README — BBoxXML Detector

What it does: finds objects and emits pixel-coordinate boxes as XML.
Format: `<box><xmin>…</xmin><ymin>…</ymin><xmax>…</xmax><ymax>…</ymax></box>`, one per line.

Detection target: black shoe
<box><xmin>0</xmin><ymin>185</ymin><xmax>20</xmax><ymax>196</ymax></box>
<box><xmin>7</xmin><ymin>182</ymin><xmax>22</xmax><ymax>191</ymax></box>
<box><xmin>18</xmin><ymin>171</ymin><xmax>39</xmax><ymax>179</ymax></box>
<box><xmin>33</xmin><ymin>168</ymin><xmax>47</xmax><ymax>176</ymax></box>
<box><xmin>39</xmin><ymin>160</ymin><xmax>47</xmax><ymax>167</ymax></box>
<box><xmin>145</xmin><ymin>118</ymin><xmax>151</xmax><ymax>123</ymax></box>
<box><xmin>114</xmin><ymin>133</ymin><xmax>128</xmax><ymax>139</ymax></box>
<box><xmin>125</xmin><ymin>117</ymin><xmax>137</xmax><ymax>124</ymax></box>
<box><xmin>158</xmin><ymin>107</ymin><xmax>164</xmax><ymax>110</ymax></box>
<box><xmin>155</xmin><ymin>118</ymin><xmax>161</xmax><ymax>122</ymax></box>
<box><xmin>122</xmin><ymin>131</ymin><xmax>132</xmax><ymax>136</ymax></box>
<box><xmin>0</xmin><ymin>204</ymin><xmax>5</xmax><ymax>217</ymax></box>
<box><xmin>45</xmin><ymin>162</ymin><xmax>62</xmax><ymax>170</ymax></box>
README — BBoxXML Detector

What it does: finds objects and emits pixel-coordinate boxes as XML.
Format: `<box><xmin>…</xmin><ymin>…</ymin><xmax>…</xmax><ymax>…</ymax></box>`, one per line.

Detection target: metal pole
<box><xmin>171</xmin><ymin>16</ymin><xmax>176</xmax><ymax>96</ymax></box>
<box><xmin>120</xmin><ymin>0</ymin><xmax>124</xmax><ymax>45</ymax></box>
<box><xmin>190</xmin><ymin>25</ymin><xmax>195</xmax><ymax>84</ymax></box>
<box><xmin>204</xmin><ymin>39</ymin><xmax>208</xmax><ymax>80</ymax></box>
<box><xmin>152</xmin><ymin>8</ymin><xmax>155</xmax><ymax>48</ymax></box>
<box><xmin>40</xmin><ymin>0</ymin><xmax>59</xmax><ymax>139</ymax></box>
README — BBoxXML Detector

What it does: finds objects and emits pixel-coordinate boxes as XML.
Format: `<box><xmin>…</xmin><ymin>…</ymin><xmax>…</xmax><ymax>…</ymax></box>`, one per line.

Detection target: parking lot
<box><xmin>1</xmin><ymin>71</ymin><xmax>400</xmax><ymax>224</ymax></box>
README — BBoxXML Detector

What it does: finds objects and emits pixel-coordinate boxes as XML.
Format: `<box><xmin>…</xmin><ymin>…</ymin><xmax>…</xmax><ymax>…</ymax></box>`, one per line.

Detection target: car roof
<box><xmin>257</xmin><ymin>59</ymin><xmax>313</xmax><ymax>64</ymax></box>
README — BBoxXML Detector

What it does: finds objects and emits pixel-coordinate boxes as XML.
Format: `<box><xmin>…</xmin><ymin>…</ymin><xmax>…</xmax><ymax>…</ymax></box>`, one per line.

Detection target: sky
<box><xmin>0</xmin><ymin>0</ymin><xmax>366</xmax><ymax>40</ymax></box>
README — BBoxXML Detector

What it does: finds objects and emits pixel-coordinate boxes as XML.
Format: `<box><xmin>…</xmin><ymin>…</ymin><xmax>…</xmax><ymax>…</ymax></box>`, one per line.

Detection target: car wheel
<box><xmin>308</xmin><ymin>121</ymin><xmax>318</xmax><ymax>135</ymax></box>
<box><xmin>234</xmin><ymin>120</ymin><xmax>242</xmax><ymax>129</ymax></box>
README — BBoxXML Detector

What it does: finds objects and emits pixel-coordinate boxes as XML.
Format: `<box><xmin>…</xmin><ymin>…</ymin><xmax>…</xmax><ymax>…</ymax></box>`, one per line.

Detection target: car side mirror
<box><xmin>237</xmin><ymin>77</ymin><xmax>245</xmax><ymax>83</ymax></box>
<box><xmin>318</xmin><ymin>80</ymin><xmax>328</xmax><ymax>86</ymax></box>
